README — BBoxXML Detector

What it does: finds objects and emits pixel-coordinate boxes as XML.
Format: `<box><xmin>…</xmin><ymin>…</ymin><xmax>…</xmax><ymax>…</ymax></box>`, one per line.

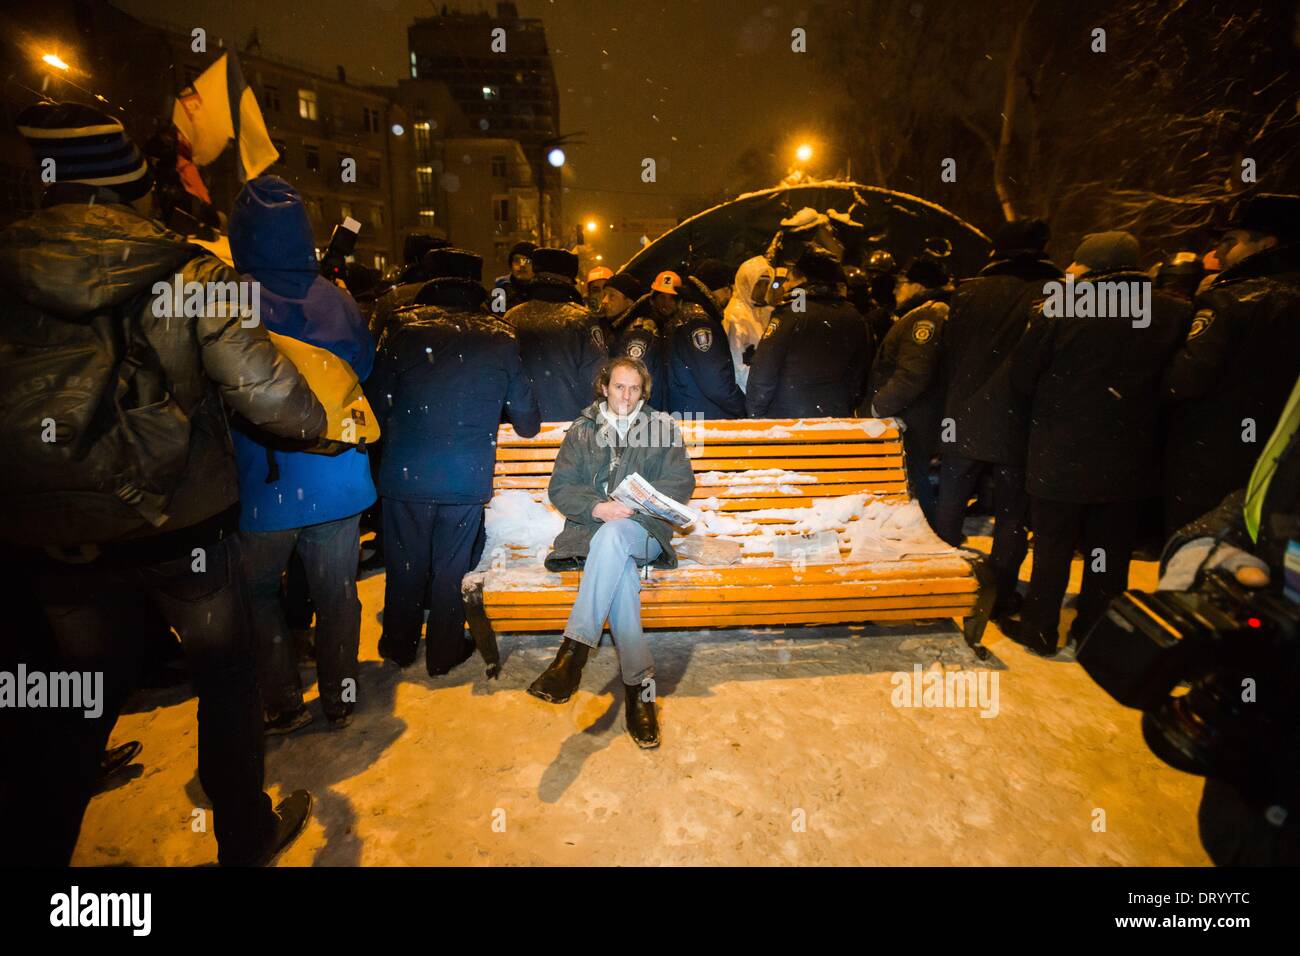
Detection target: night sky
<box><xmin>115</xmin><ymin>0</ymin><xmax>834</xmax><ymax>265</ymax></box>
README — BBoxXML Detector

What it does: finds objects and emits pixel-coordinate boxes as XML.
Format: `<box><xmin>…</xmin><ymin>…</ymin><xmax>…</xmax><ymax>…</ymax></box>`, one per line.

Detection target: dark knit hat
<box><xmin>17</xmin><ymin>101</ymin><xmax>152</xmax><ymax>201</ymax></box>
<box><xmin>691</xmin><ymin>258</ymin><xmax>734</xmax><ymax>291</ymax></box>
<box><xmin>992</xmin><ymin>218</ymin><xmax>1050</xmax><ymax>257</ymax></box>
<box><xmin>530</xmin><ymin>247</ymin><xmax>579</xmax><ymax>282</ymax></box>
<box><xmin>508</xmin><ymin>240</ymin><xmax>538</xmax><ymax>261</ymax></box>
<box><xmin>1072</xmin><ymin>231</ymin><xmax>1140</xmax><ymax>272</ymax></box>
<box><xmin>424</xmin><ymin>247</ymin><xmax>483</xmax><ymax>282</ymax></box>
<box><xmin>1225</xmin><ymin>192</ymin><xmax>1300</xmax><ymax>242</ymax></box>
<box><xmin>903</xmin><ymin>255</ymin><xmax>949</xmax><ymax>288</ymax></box>
<box><xmin>604</xmin><ymin>272</ymin><xmax>644</xmax><ymax>300</ymax></box>
<box><xmin>796</xmin><ymin>247</ymin><xmax>846</xmax><ymax>286</ymax></box>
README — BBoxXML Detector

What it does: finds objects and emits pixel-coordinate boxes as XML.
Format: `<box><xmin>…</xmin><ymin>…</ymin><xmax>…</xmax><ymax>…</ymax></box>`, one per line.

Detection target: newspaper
<box><xmin>609</xmin><ymin>472</ymin><xmax>699</xmax><ymax>527</ymax></box>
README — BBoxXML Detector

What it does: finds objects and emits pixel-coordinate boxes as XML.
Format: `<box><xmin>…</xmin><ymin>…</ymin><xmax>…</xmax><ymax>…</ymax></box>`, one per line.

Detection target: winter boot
<box><xmin>527</xmin><ymin>638</ymin><xmax>590</xmax><ymax>703</ymax></box>
<box><xmin>624</xmin><ymin>681</ymin><xmax>660</xmax><ymax>749</ymax></box>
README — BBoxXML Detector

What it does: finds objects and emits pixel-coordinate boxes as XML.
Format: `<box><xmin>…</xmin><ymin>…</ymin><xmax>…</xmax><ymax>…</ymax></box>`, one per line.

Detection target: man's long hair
<box><xmin>594</xmin><ymin>356</ymin><xmax>652</xmax><ymax>402</ymax></box>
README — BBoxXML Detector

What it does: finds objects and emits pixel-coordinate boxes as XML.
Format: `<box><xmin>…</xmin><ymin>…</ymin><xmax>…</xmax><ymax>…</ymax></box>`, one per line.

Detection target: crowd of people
<box><xmin>1</xmin><ymin>100</ymin><xmax>1297</xmax><ymax>866</ymax></box>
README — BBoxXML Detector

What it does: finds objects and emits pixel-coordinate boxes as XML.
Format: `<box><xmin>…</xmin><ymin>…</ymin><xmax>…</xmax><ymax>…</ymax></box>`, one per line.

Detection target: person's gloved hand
<box><xmin>1157</xmin><ymin>537</ymin><xmax>1271</xmax><ymax>591</ymax></box>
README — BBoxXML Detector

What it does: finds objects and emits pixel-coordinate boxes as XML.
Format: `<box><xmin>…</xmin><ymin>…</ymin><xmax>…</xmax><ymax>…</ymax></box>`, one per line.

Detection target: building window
<box><xmin>413</xmin><ymin>122</ymin><xmax>430</xmax><ymax>162</ymax></box>
<box><xmin>340</xmin><ymin>201</ymin><xmax>353</xmax><ymax>221</ymax></box>
<box><xmin>263</xmin><ymin>84</ymin><xmax>281</xmax><ymax>113</ymax></box>
<box><xmin>298</xmin><ymin>89</ymin><xmax>318</xmax><ymax>121</ymax></box>
<box><xmin>418</xmin><ymin>209</ymin><xmax>435</xmax><ymax>225</ymax></box>
<box><xmin>271</xmin><ymin>139</ymin><xmax>286</xmax><ymax>165</ymax></box>
<box><xmin>490</xmin><ymin>155</ymin><xmax>507</xmax><ymax>178</ymax></box>
<box><xmin>410</xmin><ymin>51</ymin><xmax>418</xmax><ymax>78</ymax></box>
<box><xmin>304</xmin><ymin>144</ymin><xmax>320</xmax><ymax>172</ymax></box>
<box><xmin>415</xmin><ymin>167</ymin><xmax>435</xmax><ymax>206</ymax></box>
<box><xmin>493</xmin><ymin>197</ymin><xmax>510</xmax><ymax>224</ymax></box>
<box><xmin>371</xmin><ymin>205</ymin><xmax>384</xmax><ymax>231</ymax></box>
<box><xmin>374</xmin><ymin>254</ymin><xmax>387</xmax><ymax>272</ymax></box>
<box><xmin>482</xmin><ymin>85</ymin><xmax>499</xmax><ymax>100</ymax></box>
<box><xmin>363</xmin><ymin>106</ymin><xmax>381</xmax><ymax>133</ymax></box>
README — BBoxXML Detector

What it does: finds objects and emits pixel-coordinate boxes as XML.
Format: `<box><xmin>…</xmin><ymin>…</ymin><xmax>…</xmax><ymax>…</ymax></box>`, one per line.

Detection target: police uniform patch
<box><xmin>627</xmin><ymin>341</ymin><xmax>646</xmax><ymax>360</ymax></box>
<box><xmin>590</xmin><ymin>325</ymin><xmax>605</xmax><ymax>350</ymax></box>
<box><xmin>762</xmin><ymin>318</ymin><xmax>780</xmax><ymax>339</ymax></box>
<box><xmin>912</xmin><ymin>319</ymin><xmax>936</xmax><ymax>344</ymax></box>
<box><xmin>691</xmin><ymin>327</ymin><xmax>713</xmax><ymax>352</ymax></box>
<box><xmin>1187</xmin><ymin>308</ymin><xmax>1215</xmax><ymax>341</ymax></box>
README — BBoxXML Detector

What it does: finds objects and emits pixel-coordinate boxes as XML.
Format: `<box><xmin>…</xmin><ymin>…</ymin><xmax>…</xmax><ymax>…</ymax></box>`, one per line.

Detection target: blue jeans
<box><xmin>241</xmin><ymin>514</ymin><xmax>362</xmax><ymax>718</ymax></box>
<box><xmin>563</xmin><ymin>519</ymin><xmax>661</xmax><ymax>686</ymax></box>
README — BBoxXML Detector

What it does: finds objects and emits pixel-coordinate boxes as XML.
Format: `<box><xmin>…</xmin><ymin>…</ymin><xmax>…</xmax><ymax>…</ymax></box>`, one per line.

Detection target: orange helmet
<box><xmin>651</xmin><ymin>270</ymin><xmax>682</xmax><ymax>295</ymax></box>
<box><xmin>587</xmin><ymin>265</ymin><xmax>614</xmax><ymax>284</ymax></box>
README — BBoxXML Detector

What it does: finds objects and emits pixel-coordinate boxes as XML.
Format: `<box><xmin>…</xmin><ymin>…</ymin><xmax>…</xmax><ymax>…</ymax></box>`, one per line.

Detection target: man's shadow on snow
<box><xmin>483</xmin><ymin>621</ymin><xmax>1005</xmax><ymax>804</ymax></box>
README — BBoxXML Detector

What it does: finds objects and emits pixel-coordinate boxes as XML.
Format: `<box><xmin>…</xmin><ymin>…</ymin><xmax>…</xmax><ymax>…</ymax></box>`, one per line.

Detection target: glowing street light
<box><xmin>795</xmin><ymin>142</ymin><xmax>814</xmax><ymax>163</ymax></box>
<box><xmin>547</xmin><ymin>147</ymin><xmax>566</xmax><ymax>168</ymax></box>
<box><xmin>585</xmin><ymin>219</ymin><xmax>598</xmax><ymax>233</ymax></box>
<box><xmin>42</xmin><ymin>53</ymin><xmax>70</xmax><ymax>71</ymax></box>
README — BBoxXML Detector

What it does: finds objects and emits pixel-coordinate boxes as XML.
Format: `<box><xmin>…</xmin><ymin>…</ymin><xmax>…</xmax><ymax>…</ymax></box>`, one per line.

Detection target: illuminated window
<box><xmin>298</xmin><ymin>89</ymin><xmax>318</xmax><ymax>121</ymax></box>
<box><xmin>490</xmin><ymin>155</ymin><xmax>507</xmax><ymax>178</ymax></box>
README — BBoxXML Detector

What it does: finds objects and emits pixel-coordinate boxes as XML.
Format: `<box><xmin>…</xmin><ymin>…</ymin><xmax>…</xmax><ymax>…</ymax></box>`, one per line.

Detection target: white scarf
<box><xmin>599</xmin><ymin>399</ymin><xmax>643</xmax><ymax>442</ymax></box>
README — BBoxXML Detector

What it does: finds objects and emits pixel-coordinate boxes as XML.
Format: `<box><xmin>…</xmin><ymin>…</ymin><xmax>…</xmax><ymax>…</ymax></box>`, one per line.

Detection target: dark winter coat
<box><xmin>367</xmin><ymin>283</ymin><xmax>541</xmax><ymax>504</ymax></box>
<box><xmin>546</xmin><ymin>401</ymin><xmax>696</xmax><ymax>570</ymax></box>
<box><xmin>612</xmin><ymin>295</ymin><xmax>669</xmax><ymax>412</ymax></box>
<box><xmin>746</xmin><ymin>284</ymin><xmax>873</xmax><ymax>418</ymax></box>
<box><xmin>665</xmin><ymin>300</ymin><xmax>746</xmax><ymax>419</ymax></box>
<box><xmin>869</xmin><ymin>292</ymin><xmax>949</xmax><ymax>458</ymax></box>
<box><xmin>506</xmin><ymin>281</ymin><xmax>608</xmax><ymax>423</ymax></box>
<box><xmin>1011</xmin><ymin>269</ymin><xmax>1190</xmax><ymax>503</ymax></box>
<box><xmin>0</xmin><ymin>197</ymin><xmax>326</xmax><ymax>546</ymax></box>
<box><xmin>941</xmin><ymin>255</ymin><xmax>1063</xmax><ymax>465</ymax></box>
<box><xmin>1162</xmin><ymin>242</ymin><xmax>1300</xmax><ymax>530</ymax></box>
<box><xmin>368</xmin><ymin>278</ymin><xmax>424</xmax><ymax>355</ymax></box>
<box><xmin>493</xmin><ymin>273</ymin><xmax>531</xmax><ymax>311</ymax></box>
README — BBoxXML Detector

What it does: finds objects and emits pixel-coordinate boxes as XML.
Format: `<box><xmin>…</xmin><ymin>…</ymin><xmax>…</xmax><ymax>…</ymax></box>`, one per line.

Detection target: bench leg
<box><xmin>461</xmin><ymin>576</ymin><xmax>501</xmax><ymax>679</ymax></box>
<box><xmin>961</xmin><ymin>553</ymin><xmax>996</xmax><ymax>661</ymax></box>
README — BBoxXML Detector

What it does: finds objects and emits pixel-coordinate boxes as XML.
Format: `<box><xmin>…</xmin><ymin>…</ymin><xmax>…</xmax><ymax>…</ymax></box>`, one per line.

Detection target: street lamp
<box><xmin>585</xmin><ymin>219</ymin><xmax>598</xmax><ymax>233</ymax></box>
<box><xmin>547</xmin><ymin>148</ymin><xmax>566</xmax><ymax>168</ymax></box>
<box><xmin>795</xmin><ymin>142</ymin><xmax>814</xmax><ymax>163</ymax></box>
<box><xmin>42</xmin><ymin>53</ymin><xmax>70</xmax><ymax>71</ymax></box>
<box><xmin>537</xmin><ymin>131</ymin><xmax>585</xmax><ymax>246</ymax></box>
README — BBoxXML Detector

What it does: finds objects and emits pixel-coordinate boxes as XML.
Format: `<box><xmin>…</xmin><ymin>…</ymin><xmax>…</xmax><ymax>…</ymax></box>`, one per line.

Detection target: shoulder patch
<box><xmin>762</xmin><ymin>317</ymin><xmax>781</xmax><ymax>340</ymax></box>
<box><xmin>691</xmin><ymin>326</ymin><xmax>713</xmax><ymax>352</ymax></box>
<box><xmin>1187</xmin><ymin>308</ymin><xmax>1215</xmax><ymax>341</ymax></box>
<box><xmin>590</xmin><ymin>325</ymin><xmax>606</xmax><ymax>350</ymax></box>
<box><xmin>911</xmin><ymin>319</ymin><xmax>937</xmax><ymax>344</ymax></box>
<box><xmin>626</xmin><ymin>340</ymin><xmax>647</xmax><ymax>360</ymax></box>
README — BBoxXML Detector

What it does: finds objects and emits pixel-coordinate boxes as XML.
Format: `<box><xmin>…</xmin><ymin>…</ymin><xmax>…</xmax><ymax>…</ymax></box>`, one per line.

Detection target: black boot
<box><xmin>624</xmin><ymin>681</ymin><xmax>660</xmax><ymax>749</ymax></box>
<box><xmin>527</xmin><ymin>638</ymin><xmax>589</xmax><ymax>703</ymax></box>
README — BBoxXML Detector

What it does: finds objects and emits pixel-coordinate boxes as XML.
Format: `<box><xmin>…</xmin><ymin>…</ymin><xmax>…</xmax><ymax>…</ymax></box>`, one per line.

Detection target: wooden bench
<box><xmin>461</xmin><ymin>418</ymin><xmax>994</xmax><ymax>677</ymax></box>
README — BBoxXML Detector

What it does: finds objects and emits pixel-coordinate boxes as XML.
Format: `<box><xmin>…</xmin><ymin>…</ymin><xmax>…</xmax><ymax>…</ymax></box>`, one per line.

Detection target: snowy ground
<box><xmin>73</xmin><ymin>530</ymin><xmax>1211</xmax><ymax>866</ymax></box>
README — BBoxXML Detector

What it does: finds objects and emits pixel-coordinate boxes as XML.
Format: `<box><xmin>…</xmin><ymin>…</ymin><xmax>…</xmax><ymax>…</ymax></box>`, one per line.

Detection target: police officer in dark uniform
<box><xmin>599</xmin><ymin>272</ymin><xmax>644</xmax><ymax>357</ymax></box>
<box><xmin>368</xmin><ymin>234</ymin><xmax>451</xmax><ymax>351</ymax></box>
<box><xmin>664</xmin><ymin>271</ymin><xmax>746</xmax><ymax>419</ymax></box>
<box><xmin>867</xmin><ymin>256</ymin><xmax>951</xmax><ymax>523</ymax></box>
<box><xmin>1162</xmin><ymin>192</ymin><xmax>1300</xmax><ymax>533</ymax></box>
<box><xmin>747</xmin><ymin>248</ymin><xmax>873</xmax><ymax>419</ymax></box>
<box><xmin>1008</xmin><ymin>232</ymin><xmax>1189</xmax><ymax>657</ymax></box>
<box><xmin>505</xmin><ymin>248</ymin><xmax>609</xmax><ymax>423</ymax></box>
<box><xmin>934</xmin><ymin>219</ymin><xmax>1062</xmax><ymax>615</ymax></box>
<box><xmin>367</xmin><ymin>248</ymin><xmax>541</xmax><ymax>675</ymax></box>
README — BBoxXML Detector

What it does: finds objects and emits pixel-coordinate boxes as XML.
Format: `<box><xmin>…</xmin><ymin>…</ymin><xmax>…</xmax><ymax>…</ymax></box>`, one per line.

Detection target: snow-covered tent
<box><xmin>619</xmin><ymin>180</ymin><xmax>991</xmax><ymax>283</ymax></box>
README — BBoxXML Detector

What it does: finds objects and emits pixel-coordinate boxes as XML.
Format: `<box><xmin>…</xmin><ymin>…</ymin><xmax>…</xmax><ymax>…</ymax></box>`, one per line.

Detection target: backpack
<box><xmin>244</xmin><ymin>331</ymin><xmax>381</xmax><ymax>482</ymax></box>
<box><xmin>0</xmin><ymin>291</ymin><xmax>193</xmax><ymax>546</ymax></box>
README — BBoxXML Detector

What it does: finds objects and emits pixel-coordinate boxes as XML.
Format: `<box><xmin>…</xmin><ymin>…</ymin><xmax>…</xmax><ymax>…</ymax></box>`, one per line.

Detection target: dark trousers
<box><xmin>241</xmin><ymin>514</ymin><xmax>362</xmax><ymax>718</ymax></box>
<box><xmin>14</xmin><ymin>535</ymin><xmax>275</xmax><ymax>866</ymax></box>
<box><xmin>1021</xmin><ymin>497</ymin><xmax>1140</xmax><ymax>645</ymax></box>
<box><xmin>935</xmin><ymin>456</ymin><xmax>1030</xmax><ymax>607</ymax></box>
<box><xmin>381</xmin><ymin>499</ymin><xmax>486</xmax><ymax>673</ymax></box>
<box><xmin>904</xmin><ymin>433</ymin><xmax>937</xmax><ymax>527</ymax></box>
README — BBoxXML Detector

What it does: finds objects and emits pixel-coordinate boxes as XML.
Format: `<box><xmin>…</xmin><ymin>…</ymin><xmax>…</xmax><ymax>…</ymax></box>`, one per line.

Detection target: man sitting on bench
<box><xmin>526</xmin><ymin>357</ymin><xmax>696</xmax><ymax>749</ymax></box>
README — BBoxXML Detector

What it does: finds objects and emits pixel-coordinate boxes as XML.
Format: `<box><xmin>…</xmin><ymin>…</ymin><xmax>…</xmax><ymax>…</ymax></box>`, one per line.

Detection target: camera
<box><xmin>1078</xmin><ymin>570</ymin><xmax>1299</xmax><ymax>798</ymax></box>
<box><xmin>320</xmin><ymin>216</ymin><xmax>362</xmax><ymax>282</ymax></box>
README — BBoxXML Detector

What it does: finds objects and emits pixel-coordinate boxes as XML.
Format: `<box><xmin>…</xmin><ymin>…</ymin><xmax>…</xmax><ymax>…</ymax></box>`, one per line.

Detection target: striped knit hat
<box><xmin>16</xmin><ymin>101</ymin><xmax>153</xmax><ymax>201</ymax></box>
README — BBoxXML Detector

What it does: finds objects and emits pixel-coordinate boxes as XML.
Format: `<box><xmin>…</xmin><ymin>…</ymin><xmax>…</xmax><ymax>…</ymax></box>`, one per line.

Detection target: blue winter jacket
<box><xmin>228</xmin><ymin>175</ymin><xmax>377</xmax><ymax>532</ymax></box>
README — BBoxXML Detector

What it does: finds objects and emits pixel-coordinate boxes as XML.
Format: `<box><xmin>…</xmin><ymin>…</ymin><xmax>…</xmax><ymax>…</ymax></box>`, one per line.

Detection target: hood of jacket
<box><xmin>228</xmin><ymin>175</ymin><xmax>319</xmax><ymax>298</ymax></box>
<box><xmin>0</xmin><ymin>201</ymin><xmax>202</xmax><ymax>320</ymax></box>
<box><xmin>977</xmin><ymin>253</ymin><xmax>1062</xmax><ymax>282</ymax></box>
